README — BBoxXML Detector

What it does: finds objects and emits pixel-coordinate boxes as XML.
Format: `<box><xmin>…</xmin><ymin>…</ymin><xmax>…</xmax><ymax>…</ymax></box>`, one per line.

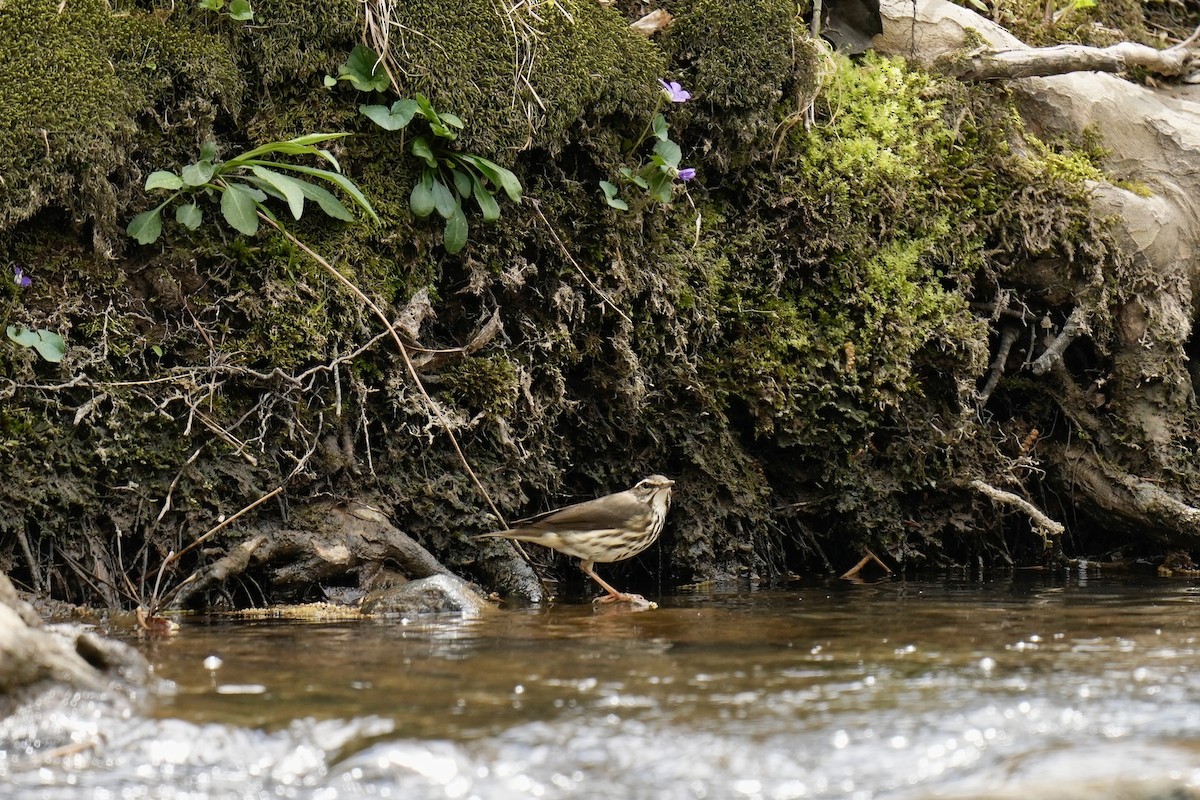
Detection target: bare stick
<box><xmin>839</xmin><ymin>548</ymin><xmax>892</xmax><ymax>580</ymax></box>
<box><xmin>16</xmin><ymin>525</ymin><xmax>42</xmax><ymax>592</ymax></box>
<box><xmin>945</xmin><ymin>28</ymin><xmax>1200</xmax><ymax>81</ymax></box>
<box><xmin>970</xmin><ymin>478</ymin><xmax>1064</xmax><ymax>543</ymax></box>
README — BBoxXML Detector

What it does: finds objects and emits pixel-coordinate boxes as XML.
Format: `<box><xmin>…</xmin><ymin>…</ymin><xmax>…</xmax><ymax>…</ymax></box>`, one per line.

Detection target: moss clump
<box><xmin>0</xmin><ymin>0</ymin><xmax>240</xmax><ymax>238</ymax></box>
<box><xmin>434</xmin><ymin>356</ymin><xmax>520</xmax><ymax>416</ymax></box>
<box><xmin>362</xmin><ymin>1</ymin><xmax>663</xmax><ymax>156</ymax></box>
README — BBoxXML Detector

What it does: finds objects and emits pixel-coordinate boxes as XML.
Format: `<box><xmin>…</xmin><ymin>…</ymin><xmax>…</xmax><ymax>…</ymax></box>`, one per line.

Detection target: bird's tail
<box><xmin>475</xmin><ymin>529</ymin><xmax>544</xmax><ymax>544</ymax></box>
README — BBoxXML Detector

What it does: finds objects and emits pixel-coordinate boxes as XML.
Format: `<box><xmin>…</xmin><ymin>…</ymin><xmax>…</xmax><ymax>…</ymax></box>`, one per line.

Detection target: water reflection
<box><xmin>4</xmin><ymin>575</ymin><xmax>1200</xmax><ymax>798</ymax></box>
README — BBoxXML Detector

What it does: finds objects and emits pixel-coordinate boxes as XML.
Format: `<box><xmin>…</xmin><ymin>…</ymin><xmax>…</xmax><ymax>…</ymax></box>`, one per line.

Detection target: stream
<box><xmin>4</xmin><ymin>572</ymin><xmax>1200</xmax><ymax>798</ymax></box>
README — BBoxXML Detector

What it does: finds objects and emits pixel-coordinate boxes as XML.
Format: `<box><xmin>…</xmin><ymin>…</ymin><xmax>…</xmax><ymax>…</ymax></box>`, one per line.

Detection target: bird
<box><xmin>477</xmin><ymin>474</ymin><xmax>675</xmax><ymax>604</ymax></box>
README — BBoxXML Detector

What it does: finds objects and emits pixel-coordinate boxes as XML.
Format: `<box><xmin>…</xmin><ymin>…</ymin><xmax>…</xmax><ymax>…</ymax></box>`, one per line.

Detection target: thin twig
<box><xmin>528</xmin><ymin>199</ymin><xmax>634</xmax><ymax>325</ymax></box>
<box><xmin>977</xmin><ymin>324</ymin><xmax>1021</xmax><ymax>406</ymax></box>
<box><xmin>970</xmin><ymin>478</ymin><xmax>1064</xmax><ymax>545</ymax></box>
<box><xmin>148</xmin><ymin>485</ymin><xmax>285</xmax><ymax>614</ymax></box>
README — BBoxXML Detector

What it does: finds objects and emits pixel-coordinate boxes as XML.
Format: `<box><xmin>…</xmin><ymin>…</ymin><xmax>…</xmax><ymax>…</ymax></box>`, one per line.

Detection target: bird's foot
<box><xmin>593</xmin><ymin>592</ymin><xmax>658</xmax><ymax>609</ymax></box>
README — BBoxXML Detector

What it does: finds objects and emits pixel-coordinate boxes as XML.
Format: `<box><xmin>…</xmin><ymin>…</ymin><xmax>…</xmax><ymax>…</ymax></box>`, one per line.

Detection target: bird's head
<box><xmin>632</xmin><ymin>474</ymin><xmax>675</xmax><ymax>502</ymax></box>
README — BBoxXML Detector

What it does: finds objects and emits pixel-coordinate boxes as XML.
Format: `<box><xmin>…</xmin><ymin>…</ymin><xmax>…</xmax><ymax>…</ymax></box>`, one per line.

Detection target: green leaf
<box><xmin>410</xmin><ymin>171</ymin><xmax>435</xmax><ymax>218</ymax></box>
<box><xmin>145</xmin><ymin>170</ymin><xmax>183</xmax><ymax>191</ymax></box>
<box><xmin>413</xmin><ymin>94</ymin><xmax>439</xmax><ymax>124</ymax></box>
<box><xmin>647</xmin><ymin>171</ymin><xmax>673</xmax><ymax>204</ymax></box>
<box><xmin>200</xmin><ymin>141</ymin><xmax>218</xmax><ymax>162</ymax></box>
<box><xmin>457</xmin><ymin>155</ymin><xmax>522</xmax><ymax>203</ymax></box>
<box><xmin>220</xmin><ymin>183</ymin><xmax>260</xmax><ymax>235</ymax></box>
<box><xmin>430</xmin><ymin>177</ymin><xmax>457</xmax><ymax>219</ymax></box>
<box><xmin>439</xmin><ymin>112</ymin><xmax>464</xmax><ymax>129</ymax></box>
<box><xmin>452</xmin><ymin>169</ymin><xmax>472</xmax><ymax>199</ymax></box>
<box><xmin>251</xmin><ymin>165</ymin><xmax>307</xmax><ymax>219</ymax></box>
<box><xmin>297</xmin><ymin>180</ymin><xmax>354</xmax><ymax>221</ymax></box>
<box><xmin>323</xmin><ymin>75</ymin><xmax>338</xmax><ymax>88</ymax></box>
<box><xmin>7</xmin><ymin>326</ymin><xmax>66</xmax><ymax>363</ymax></box>
<box><xmin>228</xmin><ymin>0</ymin><xmax>253</xmax><ymax>20</ymax></box>
<box><xmin>443</xmin><ymin>207</ymin><xmax>468</xmax><ymax>254</ymax></box>
<box><xmin>127</xmin><ymin>209</ymin><xmax>163</xmax><ymax>244</ymax></box>
<box><xmin>340</xmin><ymin>46</ymin><xmax>389</xmax><ymax>93</ymax></box>
<box><xmin>252</xmin><ymin>162</ymin><xmax>377</xmax><ymax>222</ymax></box>
<box><xmin>235</xmin><ymin>133</ymin><xmax>350</xmax><ymax>165</ymax></box>
<box><xmin>599</xmin><ymin>180</ymin><xmax>628</xmax><ymax>211</ymax></box>
<box><xmin>413</xmin><ymin>94</ymin><xmax>456</xmax><ymax>139</ymax></box>
<box><xmin>175</xmin><ymin>202</ymin><xmax>202</xmax><ymax>230</ymax></box>
<box><xmin>151</xmin><ymin>345</ymin><xmax>164</xmax><ymax>357</ymax></box>
<box><xmin>410</xmin><ymin>136</ymin><xmax>437</xmax><ymax>168</ymax></box>
<box><xmin>651</xmin><ymin>114</ymin><xmax>669</xmax><ymax>142</ymax></box>
<box><xmin>360</xmin><ymin>99</ymin><xmax>418</xmax><ymax>131</ymax></box>
<box><xmin>182</xmin><ymin>160</ymin><xmax>216</xmax><ymax>187</ymax></box>
<box><xmin>472</xmin><ymin>176</ymin><xmax>501</xmax><ymax>221</ymax></box>
<box><xmin>653</xmin><ymin>139</ymin><xmax>682</xmax><ymax>168</ymax></box>
<box><xmin>198</xmin><ymin>0</ymin><xmax>223</xmax><ymax>10</ymax></box>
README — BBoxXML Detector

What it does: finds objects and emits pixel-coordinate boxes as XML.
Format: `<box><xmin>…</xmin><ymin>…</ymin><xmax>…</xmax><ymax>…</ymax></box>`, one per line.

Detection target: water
<box><xmin>4</xmin><ymin>574</ymin><xmax>1200</xmax><ymax>798</ymax></box>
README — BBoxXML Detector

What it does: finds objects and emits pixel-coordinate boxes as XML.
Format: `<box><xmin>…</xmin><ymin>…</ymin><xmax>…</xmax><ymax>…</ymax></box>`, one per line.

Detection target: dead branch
<box><xmin>161</xmin><ymin>503</ymin><xmax>458</xmax><ymax>609</ymax></box>
<box><xmin>977</xmin><ymin>324</ymin><xmax>1021</xmax><ymax>406</ymax></box>
<box><xmin>943</xmin><ymin>27</ymin><xmax>1200</xmax><ymax>81</ymax></box>
<box><xmin>970</xmin><ymin>478</ymin><xmax>1064</xmax><ymax>543</ymax></box>
<box><xmin>839</xmin><ymin>548</ymin><xmax>892</xmax><ymax>580</ymax></box>
<box><xmin>1031</xmin><ymin>306</ymin><xmax>1089</xmax><ymax>376</ymax></box>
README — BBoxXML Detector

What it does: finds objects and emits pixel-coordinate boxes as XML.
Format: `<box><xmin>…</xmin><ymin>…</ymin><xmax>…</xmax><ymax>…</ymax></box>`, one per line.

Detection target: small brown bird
<box><xmin>478</xmin><ymin>474</ymin><xmax>675</xmax><ymax>604</ymax></box>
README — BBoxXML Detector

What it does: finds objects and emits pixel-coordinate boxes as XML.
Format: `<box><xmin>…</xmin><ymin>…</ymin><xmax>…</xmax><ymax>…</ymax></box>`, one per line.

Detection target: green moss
<box><xmin>435</xmin><ymin>356</ymin><xmax>520</xmax><ymax>415</ymax></box>
<box><xmin>982</xmin><ymin>0</ymin><xmax>1151</xmax><ymax>47</ymax></box>
<box><xmin>0</xmin><ymin>0</ymin><xmax>241</xmax><ymax>234</ymax></box>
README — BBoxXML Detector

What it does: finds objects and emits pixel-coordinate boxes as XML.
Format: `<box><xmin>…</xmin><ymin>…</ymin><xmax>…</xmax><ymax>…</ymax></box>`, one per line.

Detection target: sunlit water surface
<box><xmin>4</xmin><ymin>574</ymin><xmax>1200</xmax><ymax>799</ymax></box>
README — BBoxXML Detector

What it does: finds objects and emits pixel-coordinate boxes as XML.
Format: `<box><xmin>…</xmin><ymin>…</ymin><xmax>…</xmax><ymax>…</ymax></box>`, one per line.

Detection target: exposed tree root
<box><xmin>941</xmin><ymin>25</ymin><xmax>1200</xmax><ymax>81</ymax></box>
<box><xmin>1055</xmin><ymin>444</ymin><xmax>1200</xmax><ymax>548</ymax></box>
<box><xmin>163</xmin><ymin>502</ymin><xmax>459</xmax><ymax>609</ymax></box>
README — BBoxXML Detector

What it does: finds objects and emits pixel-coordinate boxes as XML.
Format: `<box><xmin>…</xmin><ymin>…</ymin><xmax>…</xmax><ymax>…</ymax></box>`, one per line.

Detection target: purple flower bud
<box><xmin>12</xmin><ymin>266</ymin><xmax>31</xmax><ymax>288</ymax></box>
<box><xmin>677</xmin><ymin>167</ymin><xmax>697</xmax><ymax>182</ymax></box>
<box><xmin>658</xmin><ymin>79</ymin><xmax>692</xmax><ymax>103</ymax></box>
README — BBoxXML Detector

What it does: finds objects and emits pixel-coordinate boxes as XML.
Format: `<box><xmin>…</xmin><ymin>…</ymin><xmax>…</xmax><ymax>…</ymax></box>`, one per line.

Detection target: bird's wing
<box><xmin>514</xmin><ymin>491</ymin><xmax>643</xmax><ymax>531</ymax></box>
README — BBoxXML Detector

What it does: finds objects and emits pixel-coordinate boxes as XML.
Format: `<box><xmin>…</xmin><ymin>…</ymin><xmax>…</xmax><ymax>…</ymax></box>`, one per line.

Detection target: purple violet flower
<box><xmin>677</xmin><ymin>167</ymin><xmax>697</xmax><ymax>182</ymax></box>
<box><xmin>659</xmin><ymin>79</ymin><xmax>692</xmax><ymax>103</ymax></box>
<box><xmin>12</xmin><ymin>265</ymin><xmax>31</xmax><ymax>288</ymax></box>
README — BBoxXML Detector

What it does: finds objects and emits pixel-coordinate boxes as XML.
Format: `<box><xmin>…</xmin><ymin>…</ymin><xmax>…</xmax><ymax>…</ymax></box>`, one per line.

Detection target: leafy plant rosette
<box><xmin>359</xmin><ymin>95</ymin><xmax>522</xmax><ymax>254</ymax></box>
<box><xmin>126</xmin><ymin>134</ymin><xmax>378</xmax><ymax>245</ymax></box>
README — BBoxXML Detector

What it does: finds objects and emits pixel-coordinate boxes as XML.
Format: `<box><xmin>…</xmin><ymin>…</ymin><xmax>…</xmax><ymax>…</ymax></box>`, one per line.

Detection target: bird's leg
<box><xmin>580</xmin><ymin>560</ymin><xmax>648</xmax><ymax>605</ymax></box>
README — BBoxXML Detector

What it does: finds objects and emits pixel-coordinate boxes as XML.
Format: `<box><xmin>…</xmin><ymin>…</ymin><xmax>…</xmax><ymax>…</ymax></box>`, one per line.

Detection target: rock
<box><xmin>1</xmin><ymin>570</ymin><xmax>147</xmax><ymax>701</ymax></box>
<box><xmin>361</xmin><ymin>574</ymin><xmax>492</xmax><ymax>617</ymax></box>
<box><xmin>0</xmin><ymin>571</ymin><xmax>40</xmax><ymax>627</ymax></box>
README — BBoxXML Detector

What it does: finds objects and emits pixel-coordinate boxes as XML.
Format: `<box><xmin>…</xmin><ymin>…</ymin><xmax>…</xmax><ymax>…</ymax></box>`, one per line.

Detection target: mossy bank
<box><xmin>0</xmin><ymin>0</ymin><xmax>1130</xmax><ymax>605</ymax></box>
